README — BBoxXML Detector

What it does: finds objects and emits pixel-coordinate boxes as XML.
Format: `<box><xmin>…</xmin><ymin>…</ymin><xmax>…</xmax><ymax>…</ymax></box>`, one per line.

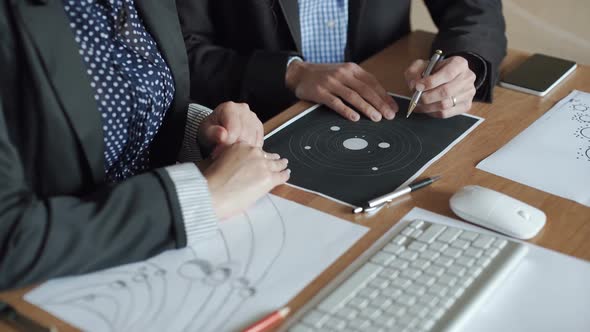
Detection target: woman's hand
<box><xmin>199</xmin><ymin>102</ymin><xmax>264</xmax><ymax>157</ymax></box>
<box><xmin>203</xmin><ymin>143</ymin><xmax>290</xmax><ymax>220</ymax></box>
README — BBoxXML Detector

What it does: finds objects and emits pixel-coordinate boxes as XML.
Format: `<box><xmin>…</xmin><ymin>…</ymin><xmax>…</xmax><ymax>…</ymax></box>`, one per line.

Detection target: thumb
<box><xmin>206</xmin><ymin>125</ymin><xmax>229</xmax><ymax>145</ymax></box>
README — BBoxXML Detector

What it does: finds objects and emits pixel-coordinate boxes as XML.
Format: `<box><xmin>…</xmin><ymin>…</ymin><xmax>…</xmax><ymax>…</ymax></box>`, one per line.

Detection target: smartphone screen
<box><xmin>500</xmin><ymin>54</ymin><xmax>577</xmax><ymax>94</ymax></box>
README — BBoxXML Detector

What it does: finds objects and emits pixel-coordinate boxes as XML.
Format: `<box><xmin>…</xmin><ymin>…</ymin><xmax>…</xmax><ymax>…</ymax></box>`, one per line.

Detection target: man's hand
<box><xmin>404</xmin><ymin>56</ymin><xmax>477</xmax><ymax>118</ymax></box>
<box><xmin>199</xmin><ymin>102</ymin><xmax>264</xmax><ymax>156</ymax></box>
<box><xmin>203</xmin><ymin>143</ymin><xmax>290</xmax><ymax>220</ymax></box>
<box><xmin>285</xmin><ymin>61</ymin><xmax>398</xmax><ymax>122</ymax></box>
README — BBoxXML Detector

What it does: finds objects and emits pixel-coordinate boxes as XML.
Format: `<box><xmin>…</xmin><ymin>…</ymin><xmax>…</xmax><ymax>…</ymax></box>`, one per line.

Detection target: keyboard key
<box><xmin>417</xmin><ymin>224</ymin><xmax>446</xmax><ymax>244</ymax></box>
<box><xmin>385</xmin><ymin>304</ymin><xmax>406</xmax><ymax>316</ymax></box>
<box><xmin>465</xmin><ymin>247</ymin><xmax>484</xmax><ymax>258</ymax></box>
<box><xmin>389</xmin><ymin>259</ymin><xmax>409</xmax><ymax>270</ymax></box>
<box><xmin>301</xmin><ymin>310</ymin><xmax>329</xmax><ymax>328</ymax></box>
<box><xmin>425</xmin><ymin>265</ymin><xmax>445</xmax><ymax>277</ymax></box>
<box><xmin>459</xmin><ymin>230</ymin><xmax>479</xmax><ymax>242</ymax></box>
<box><xmin>348</xmin><ymin>318</ymin><xmax>372</xmax><ymax>330</ymax></box>
<box><xmin>357</xmin><ymin>287</ymin><xmax>379</xmax><ymax>300</ymax></box>
<box><xmin>473</xmin><ymin>235</ymin><xmax>495</xmax><ymax>249</ymax></box>
<box><xmin>486</xmin><ymin>247</ymin><xmax>501</xmax><ymax>258</ymax></box>
<box><xmin>381</xmin><ymin>286</ymin><xmax>402</xmax><ymax>298</ymax></box>
<box><xmin>371</xmin><ymin>296</ymin><xmax>393</xmax><ymax>309</ymax></box>
<box><xmin>411</xmin><ymin>258</ymin><xmax>431</xmax><ymax>270</ymax></box>
<box><xmin>318</xmin><ymin>262</ymin><xmax>382</xmax><ymax>313</ymax></box>
<box><xmin>407</xmin><ymin>284</ymin><xmax>426</xmax><ymax>296</ymax></box>
<box><xmin>434</xmin><ymin>256</ymin><xmax>454</xmax><ymax>268</ymax></box>
<box><xmin>379</xmin><ymin>267</ymin><xmax>400</xmax><ymax>279</ymax></box>
<box><xmin>289</xmin><ymin>323</ymin><xmax>314</xmax><ymax>332</ymax></box>
<box><xmin>442</xmin><ymin>247</ymin><xmax>462</xmax><ymax>259</ymax></box>
<box><xmin>438</xmin><ymin>275</ymin><xmax>458</xmax><ymax>287</ymax></box>
<box><xmin>397</xmin><ymin>294</ymin><xmax>416</xmax><ymax>306</ymax></box>
<box><xmin>348</xmin><ymin>297</ymin><xmax>370</xmax><ymax>310</ymax></box>
<box><xmin>402</xmin><ymin>227</ymin><xmax>415</xmax><ymax>236</ymax></box>
<box><xmin>399</xmin><ymin>250</ymin><xmax>419</xmax><ymax>261</ymax></box>
<box><xmin>448</xmin><ymin>265</ymin><xmax>466</xmax><ymax>277</ymax></box>
<box><xmin>493</xmin><ymin>238</ymin><xmax>508</xmax><ymax>249</ymax></box>
<box><xmin>401</xmin><ymin>268</ymin><xmax>422</xmax><ymax>279</ymax></box>
<box><xmin>430</xmin><ymin>241</ymin><xmax>449</xmax><ymax>252</ymax></box>
<box><xmin>451</xmin><ymin>239</ymin><xmax>470</xmax><ymax>250</ymax></box>
<box><xmin>335</xmin><ymin>307</ymin><xmax>358</xmax><ymax>320</ymax></box>
<box><xmin>324</xmin><ymin>317</ymin><xmax>347</xmax><ymax>330</ymax></box>
<box><xmin>419</xmin><ymin>293</ymin><xmax>440</xmax><ymax>307</ymax></box>
<box><xmin>409</xmin><ymin>241</ymin><xmax>428</xmax><ymax>252</ymax></box>
<box><xmin>438</xmin><ymin>228</ymin><xmax>462</xmax><ymax>243</ymax></box>
<box><xmin>359</xmin><ymin>307</ymin><xmax>382</xmax><ymax>320</ymax></box>
<box><xmin>416</xmin><ymin>274</ymin><xmax>436</xmax><ymax>287</ymax></box>
<box><xmin>371</xmin><ymin>252</ymin><xmax>396</xmax><ymax>266</ymax></box>
<box><xmin>409</xmin><ymin>304</ymin><xmax>430</xmax><ymax>317</ymax></box>
<box><xmin>391</xmin><ymin>277</ymin><xmax>411</xmax><ymax>289</ymax></box>
<box><xmin>456</xmin><ymin>256</ymin><xmax>476</xmax><ymax>268</ymax></box>
<box><xmin>392</xmin><ymin>235</ymin><xmax>408</xmax><ymax>246</ymax></box>
<box><xmin>373</xmin><ymin>315</ymin><xmax>396</xmax><ymax>328</ymax></box>
<box><xmin>428</xmin><ymin>283</ymin><xmax>448</xmax><ymax>297</ymax></box>
<box><xmin>382</xmin><ymin>243</ymin><xmax>404</xmax><ymax>255</ymax></box>
<box><xmin>420</xmin><ymin>249</ymin><xmax>441</xmax><ymax>261</ymax></box>
<box><xmin>410</xmin><ymin>220</ymin><xmax>425</xmax><ymax>229</ymax></box>
<box><xmin>368</xmin><ymin>277</ymin><xmax>390</xmax><ymax>289</ymax></box>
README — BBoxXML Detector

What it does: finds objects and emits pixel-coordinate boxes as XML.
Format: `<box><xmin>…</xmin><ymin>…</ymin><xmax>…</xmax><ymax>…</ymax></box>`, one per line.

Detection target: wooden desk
<box><xmin>1</xmin><ymin>30</ymin><xmax>589</xmax><ymax>332</ymax></box>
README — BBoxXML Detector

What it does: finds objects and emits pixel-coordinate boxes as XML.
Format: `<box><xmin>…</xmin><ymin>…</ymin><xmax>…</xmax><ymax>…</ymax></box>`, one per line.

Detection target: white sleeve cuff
<box><xmin>165</xmin><ymin>163</ymin><xmax>218</xmax><ymax>246</ymax></box>
<box><xmin>178</xmin><ymin>103</ymin><xmax>214</xmax><ymax>163</ymax></box>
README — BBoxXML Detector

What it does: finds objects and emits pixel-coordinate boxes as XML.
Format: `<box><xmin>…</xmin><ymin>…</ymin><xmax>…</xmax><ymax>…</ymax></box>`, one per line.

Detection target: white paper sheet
<box><xmin>25</xmin><ymin>195</ymin><xmax>368</xmax><ymax>332</ymax></box>
<box><xmin>400</xmin><ymin>207</ymin><xmax>590</xmax><ymax>332</ymax></box>
<box><xmin>477</xmin><ymin>90</ymin><xmax>590</xmax><ymax>207</ymax></box>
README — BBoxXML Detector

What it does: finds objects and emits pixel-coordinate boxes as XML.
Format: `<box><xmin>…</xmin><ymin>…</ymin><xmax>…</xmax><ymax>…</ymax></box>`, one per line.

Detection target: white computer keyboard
<box><xmin>285</xmin><ymin>219</ymin><xmax>527</xmax><ymax>332</ymax></box>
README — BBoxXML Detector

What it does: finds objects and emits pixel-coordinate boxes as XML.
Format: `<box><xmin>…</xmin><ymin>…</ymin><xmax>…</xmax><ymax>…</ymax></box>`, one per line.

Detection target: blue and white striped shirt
<box><xmin>298</xmin><ymin>0</ymin><xmax>349</xmax><ymax>63</ymax></box>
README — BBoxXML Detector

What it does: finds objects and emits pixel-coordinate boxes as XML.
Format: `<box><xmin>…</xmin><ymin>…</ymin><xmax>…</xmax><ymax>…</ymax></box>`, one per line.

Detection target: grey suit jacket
<box><xmin>0</xmin><ymin>0</ymin><xmax>194</xmax><ymax>291</ymax></box>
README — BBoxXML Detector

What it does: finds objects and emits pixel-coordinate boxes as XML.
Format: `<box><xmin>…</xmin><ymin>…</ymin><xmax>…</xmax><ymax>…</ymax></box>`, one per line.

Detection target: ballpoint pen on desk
<box><xmin>242</xmin><ymin>307</ymin><xmax>290</xmax><ymax>332</ymax></box>
<box><xmin>353</xmin><ymin>175</ymin><xmax>441</xmax><ymax>214</ymax></box>
<box><xmin>406</xmin><ymin>50</ymin><xmax>444</xmax><ymax>118</ymax></box>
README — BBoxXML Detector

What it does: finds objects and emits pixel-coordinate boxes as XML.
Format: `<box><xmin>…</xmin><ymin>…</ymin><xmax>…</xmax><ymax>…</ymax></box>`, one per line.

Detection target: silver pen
<box><xmin>406</xmin><ymin>50</ymin><xmax>444</xmax><ymax>118</ymax></box>
<box><xmin>353</xmin><ymin>176</ymin><xmax>441</xmax><ymax>214</ymax></box>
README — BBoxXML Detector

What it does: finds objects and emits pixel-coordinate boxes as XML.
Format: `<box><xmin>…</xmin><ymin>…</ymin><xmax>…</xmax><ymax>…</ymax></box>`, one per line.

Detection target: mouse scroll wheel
<box><xmin>517</xmin><ymin>210</ymin><xmax>530</xmax><ymax>220</ymax></box>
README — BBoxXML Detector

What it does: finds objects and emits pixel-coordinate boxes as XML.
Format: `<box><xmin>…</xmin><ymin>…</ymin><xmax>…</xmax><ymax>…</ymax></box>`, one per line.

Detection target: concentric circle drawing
<box><xmin>575</xmin><ymin>127</ymin><xmax>590</xmax><ymax>141</ymax></box>
<box><xmin>572</xmin><ymin>104</ymin><xmax>589</xmax><ymax>112</ymax></box>
<box><xmin>288</xmin><ymin>119</ymin><xmax>423</xmax><ymax>176</ymax></box>
<box><xmin>573</xmin><ymin>113</ymin><xmax>590</xmax><ymax>123</ymax></box>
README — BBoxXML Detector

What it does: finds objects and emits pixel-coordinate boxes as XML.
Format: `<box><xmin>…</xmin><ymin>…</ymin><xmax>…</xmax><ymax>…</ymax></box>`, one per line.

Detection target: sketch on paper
<box><xmin>477</xmin><ymin>90</ymin><xmax>590</xmax><ymax>207</ymax></box>
<box><xmin>26</xmin><ymin>195</ymin><xmax>368</xmax><ymax>332</ymax></box>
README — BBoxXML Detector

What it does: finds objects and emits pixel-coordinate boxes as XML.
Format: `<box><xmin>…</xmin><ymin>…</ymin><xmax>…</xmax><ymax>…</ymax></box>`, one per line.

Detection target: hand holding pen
<box><xmin>404</xmin><ymin>50</ymin><xmax>478</xmax><ymax>119</ymax></box>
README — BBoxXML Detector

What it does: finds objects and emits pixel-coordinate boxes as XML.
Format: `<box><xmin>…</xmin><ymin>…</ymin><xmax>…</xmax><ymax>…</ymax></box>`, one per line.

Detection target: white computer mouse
<box><xmin>450</xmin><ymin>185</ymin><xmax>546</xmax><ymax>240</ymax></box>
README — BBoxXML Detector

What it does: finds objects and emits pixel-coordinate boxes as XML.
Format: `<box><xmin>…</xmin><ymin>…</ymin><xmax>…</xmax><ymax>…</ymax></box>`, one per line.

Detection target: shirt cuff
<box><xmin>178</xmin><ymin>103</ymin><xmax>214</xmax><ymax>163</ymax></box>
<box><xmin>165</xmin><ymin>163</ymin><xmax>218</xmax><ymax>246</ymax></box>
<box><xmin>286</xmin><ymin>56</ymin><xmax>304</xmax><ymax>71</ymax></box>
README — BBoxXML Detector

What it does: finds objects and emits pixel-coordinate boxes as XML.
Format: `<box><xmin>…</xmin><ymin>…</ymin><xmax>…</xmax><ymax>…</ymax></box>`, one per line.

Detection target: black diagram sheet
<box><xmin>264</xmin><ymin>94</ymin><xmax>483</xmax><ymax>207</ymax></box>
<box><xmin>25</xmin><ymin>195</ymin><xmax>368</xmax><ymax>332</ymax></box>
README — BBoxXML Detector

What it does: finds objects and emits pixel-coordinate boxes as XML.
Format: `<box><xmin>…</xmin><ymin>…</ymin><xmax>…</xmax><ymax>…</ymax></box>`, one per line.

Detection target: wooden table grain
<box><xmin>2</xmin><ymin>30</ymin><xmax>589</xmax><ymax>332</ymax></box>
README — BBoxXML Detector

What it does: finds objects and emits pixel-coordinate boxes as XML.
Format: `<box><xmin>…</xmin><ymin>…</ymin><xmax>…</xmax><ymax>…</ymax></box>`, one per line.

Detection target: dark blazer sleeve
<box><xmin>424</xmin><ymin>0</ymin><xmax>507</xmax><ymax>102</ymax></box>
<box><xmin>175</xmin><ymin>0</ymin><xmax>298</xmax><ymax>120</ymax></box>
<box><xmin>0</xmin><ymin>104</ymin><xmax>187</xmax><ymax>291</ymax></box>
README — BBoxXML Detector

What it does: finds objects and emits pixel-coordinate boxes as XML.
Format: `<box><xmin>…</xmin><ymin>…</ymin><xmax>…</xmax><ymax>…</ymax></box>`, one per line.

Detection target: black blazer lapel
<box><xmin>278</xmin><ymin>0</ymin><xmax>302</xmax><ymax>53</ymax></box>
<box><xmin>12</xmin><ymin>0</ymin><xmax>104</xmax><ymax>183</ymax></box>
<box><xmin>346</xmin><ymin>0</ymin><xmax>367</xmax><ymax>61</ymax></box>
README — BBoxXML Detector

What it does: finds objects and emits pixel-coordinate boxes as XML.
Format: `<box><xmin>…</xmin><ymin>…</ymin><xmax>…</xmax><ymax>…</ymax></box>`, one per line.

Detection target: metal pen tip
<box><xmin>430</xmin><ymin>175</ymin><xmax>442</xmax><ymax>182</ymax></box>
<box><xmin>406</xmin><ymin>102</ymin><xmax>417</xmax><ymax>118</ymax></box>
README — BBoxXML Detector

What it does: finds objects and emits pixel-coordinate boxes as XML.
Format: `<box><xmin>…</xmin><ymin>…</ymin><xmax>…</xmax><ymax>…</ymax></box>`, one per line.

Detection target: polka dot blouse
<box><xmin>64</xmin><ymin>0</ymin><xmax>175</xmax><ymax>182</ymax></box>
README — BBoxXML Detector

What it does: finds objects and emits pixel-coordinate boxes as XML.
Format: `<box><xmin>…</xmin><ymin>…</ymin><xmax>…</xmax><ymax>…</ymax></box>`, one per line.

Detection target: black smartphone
<box><xmin>499</xmin><ymin>53</ymin><xmax>577</xmax><ymax>96</ymax></box>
